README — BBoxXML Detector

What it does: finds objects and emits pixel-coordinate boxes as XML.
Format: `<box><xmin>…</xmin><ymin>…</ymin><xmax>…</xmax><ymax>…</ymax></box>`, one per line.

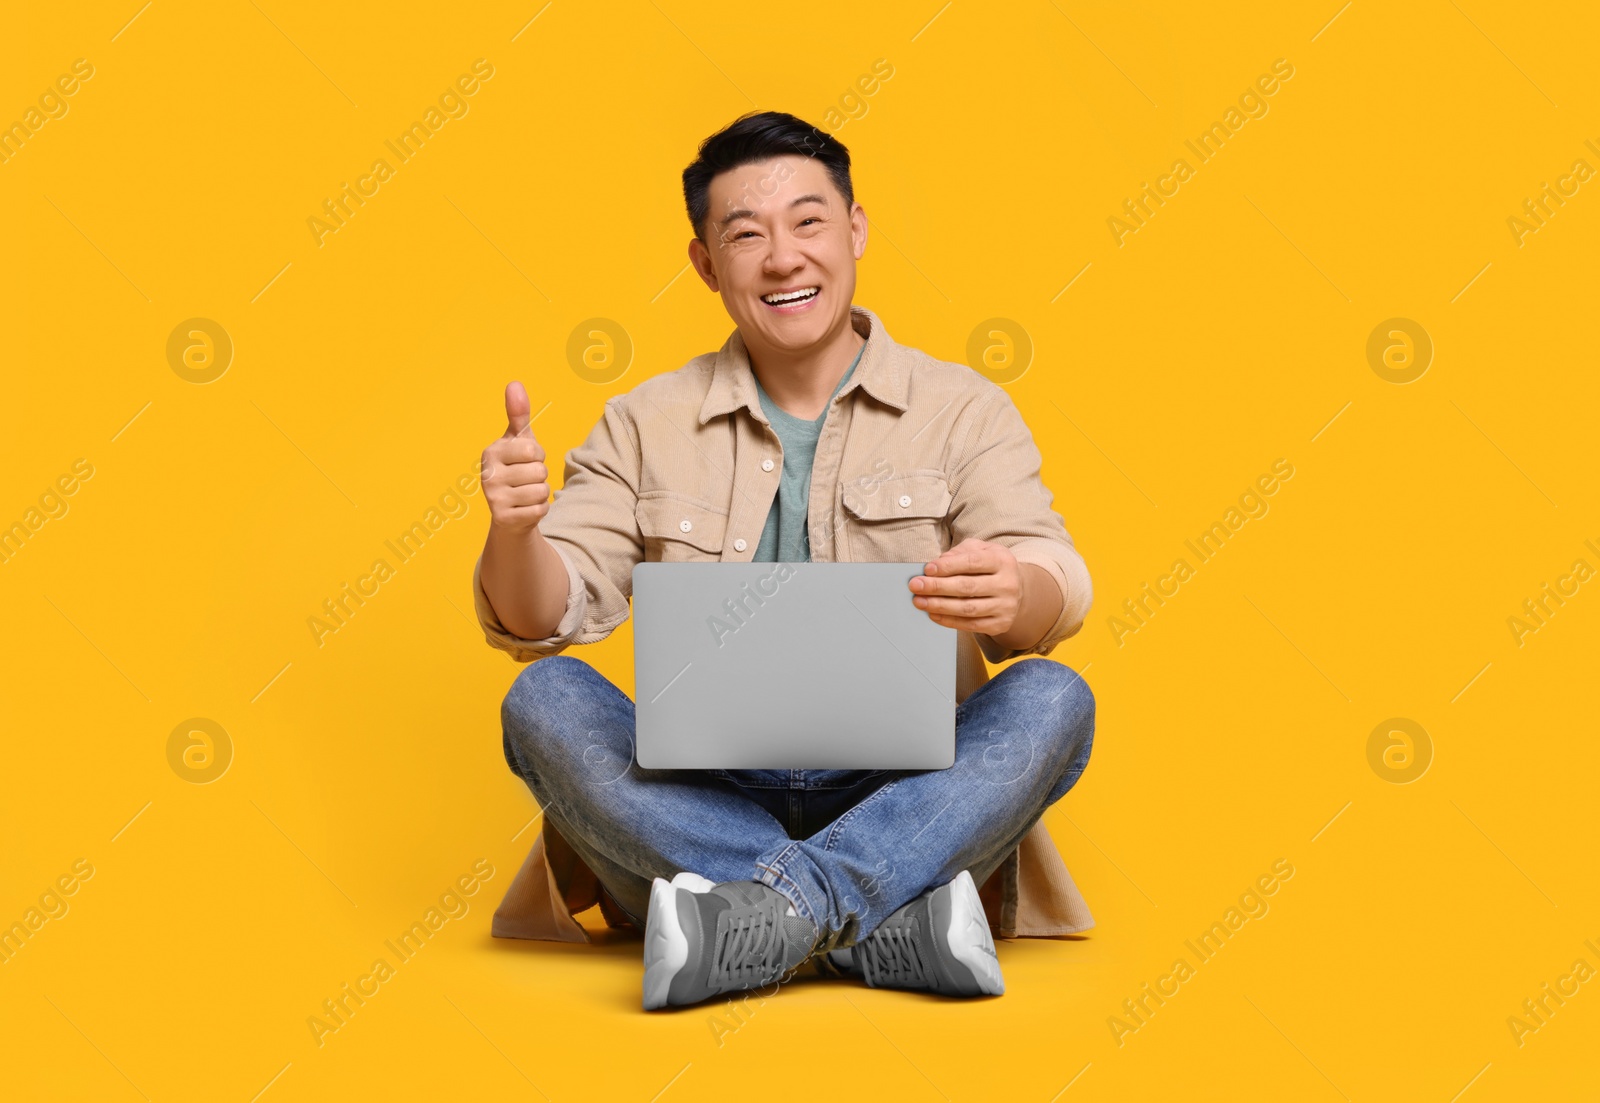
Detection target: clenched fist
<box><xmin>481</xmin><ymin>381</ymin><xmax>551</xmax><ymax>534</ymax></box>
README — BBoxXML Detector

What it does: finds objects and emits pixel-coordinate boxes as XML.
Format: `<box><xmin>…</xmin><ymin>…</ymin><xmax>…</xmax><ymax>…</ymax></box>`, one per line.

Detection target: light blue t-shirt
<box><xmin>751</xmin><ymin>342</ymin><xmax>866</xmax><ymax>562</ymax></box>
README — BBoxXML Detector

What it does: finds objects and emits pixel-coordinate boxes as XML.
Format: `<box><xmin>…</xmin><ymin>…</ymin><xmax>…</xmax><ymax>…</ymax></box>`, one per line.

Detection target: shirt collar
<box><xmin>697</xmin><ymin>304</ymin><xmax>909</xmax><ymax>426</ymax></box>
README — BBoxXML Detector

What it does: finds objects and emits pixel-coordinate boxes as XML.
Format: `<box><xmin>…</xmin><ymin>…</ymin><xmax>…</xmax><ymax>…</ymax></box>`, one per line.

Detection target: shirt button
<box><xmin>679</xmin><ymin>519</ymin><xmax>692</xmax><ymax>532</ymax></box>
<box><xmin>734</xmin><ymin>538</ymin><xmax>747</xmax><ymax>552</ymax></box>
<box><xmin>762</xmin><ymin>459</ymin><xmax>775</xmax><ymax>472</ymax></box>
<box><xmin>899</xmin><ymin>494</ymin><xmax>912</xmax><ymax>507</ymax></box>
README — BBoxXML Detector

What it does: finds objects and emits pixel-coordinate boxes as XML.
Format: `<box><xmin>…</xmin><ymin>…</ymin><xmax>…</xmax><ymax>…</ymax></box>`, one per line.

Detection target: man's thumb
<box><xmin>504</xmin><ymin>381</ymin><xmax>531</xmax><ymax>437</ymax></box>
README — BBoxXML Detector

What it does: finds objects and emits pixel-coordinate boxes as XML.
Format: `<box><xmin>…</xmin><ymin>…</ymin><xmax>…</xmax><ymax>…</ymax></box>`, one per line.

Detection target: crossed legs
<box><xmin>501</xmin><ymin>653</ymin><xmax>1094</xmax><ymax>955</ymax></box>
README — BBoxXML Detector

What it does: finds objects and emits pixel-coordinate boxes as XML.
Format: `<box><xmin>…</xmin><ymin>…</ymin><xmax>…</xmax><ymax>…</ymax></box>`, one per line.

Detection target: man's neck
<box><xmin>747</xmin><ymin>312</ymin><xmax>867</xmax><ymax>421</ymax></box>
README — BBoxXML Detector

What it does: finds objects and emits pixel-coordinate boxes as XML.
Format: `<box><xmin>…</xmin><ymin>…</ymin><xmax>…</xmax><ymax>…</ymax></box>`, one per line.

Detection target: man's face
<box><xmin>688</xmin><ymin>154</ymin><xmax>867</xmax><ymax>355</ymax></box>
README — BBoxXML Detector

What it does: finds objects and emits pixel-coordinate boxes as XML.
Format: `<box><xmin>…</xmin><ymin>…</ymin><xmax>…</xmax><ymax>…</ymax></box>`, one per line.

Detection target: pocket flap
<box><xmin>840</xmin><ymin>472</ymin><xmax>952</xmax><ymax>521</ymax></box>
<box><xmin>635</xmin><ymin>494</ymin><xmax>727</xmax><ymax>553</ymax></box>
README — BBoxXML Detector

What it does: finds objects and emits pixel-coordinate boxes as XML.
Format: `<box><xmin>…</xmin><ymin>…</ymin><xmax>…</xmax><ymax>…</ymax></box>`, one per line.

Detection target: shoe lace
<box><xmin>712</xmin><ymin>907</ymin><xmax>787</xmax><ymax>988</ymax></box>
<box><xmin>858</xmin><ymin>919</ymin><xmax>928</xmax><ymax>988</ymax></box>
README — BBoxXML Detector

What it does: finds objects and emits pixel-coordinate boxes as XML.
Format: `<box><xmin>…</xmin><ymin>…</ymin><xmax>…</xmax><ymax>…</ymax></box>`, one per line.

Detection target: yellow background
<box><xmin>3</xmin><ymin>1</ymin><xmax>1596</xmax><ymax>1098</ymax></box>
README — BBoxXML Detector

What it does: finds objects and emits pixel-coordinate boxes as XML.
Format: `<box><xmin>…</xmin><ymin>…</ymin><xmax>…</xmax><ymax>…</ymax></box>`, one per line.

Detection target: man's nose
<box><xmin>762</xmin><ymin>230</ymin><xmax>805</xmax><ymax>274</ymax></box>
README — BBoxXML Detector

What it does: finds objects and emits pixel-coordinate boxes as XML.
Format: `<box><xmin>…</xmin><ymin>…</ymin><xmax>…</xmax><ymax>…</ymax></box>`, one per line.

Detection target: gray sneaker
<box><xmin>642</xmin><ymin>872</ymin><xmax>820</xmax><ymax>1010</ymax></box>
<box><xmin>826</xmin><ymin>869</ymin><xmax>1004</xmax><ymax>996</ymax></box>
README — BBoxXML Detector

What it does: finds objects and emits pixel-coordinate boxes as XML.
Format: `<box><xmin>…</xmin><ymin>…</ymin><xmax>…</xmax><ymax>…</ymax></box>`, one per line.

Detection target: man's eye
<box><xmin>799</xmin><ymin>218</ymin><xmax>819</xmax><ymax>227</ymax></box>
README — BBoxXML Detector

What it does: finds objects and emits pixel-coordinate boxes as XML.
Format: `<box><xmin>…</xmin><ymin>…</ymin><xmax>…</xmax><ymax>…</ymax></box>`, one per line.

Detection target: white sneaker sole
<box><xmin>943</xmin><ymin>870</ymin><xmax>1004</xmax><ymax>995</ymax></box>
<box><xmin>641</xmin><ymin>871</ymin><xmax>716</xmax><ymax>1010</ymax></box>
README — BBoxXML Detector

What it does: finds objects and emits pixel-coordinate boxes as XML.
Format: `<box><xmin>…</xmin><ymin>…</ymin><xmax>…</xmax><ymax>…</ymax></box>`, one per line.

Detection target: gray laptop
<box><xmin>632</xmin><ymin>562</ymin><xmax>956</xmax><ymax>769</ymax></box>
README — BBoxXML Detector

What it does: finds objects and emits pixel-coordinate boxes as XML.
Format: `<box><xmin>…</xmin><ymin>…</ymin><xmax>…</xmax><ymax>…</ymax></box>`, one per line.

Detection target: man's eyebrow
<box><xmin>717</xmin><ymin>193</ymin><xmax>830</xmax><ymax>228</ymax></box>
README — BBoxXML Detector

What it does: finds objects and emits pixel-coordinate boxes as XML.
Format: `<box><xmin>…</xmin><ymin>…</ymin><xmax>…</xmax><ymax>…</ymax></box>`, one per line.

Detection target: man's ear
<box><xmin>850</xmin><ymin>202</ymin><xmax>868</xmax><ymax>260</ymax></box>
<box><xmin>688</xmin><ymin>236</ymin><xmax>720</xmax><ymax>292</ymax></box>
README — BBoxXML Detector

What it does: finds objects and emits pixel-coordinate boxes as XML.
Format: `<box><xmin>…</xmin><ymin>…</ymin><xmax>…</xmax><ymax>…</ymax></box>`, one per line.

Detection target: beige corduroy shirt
<box><xmin>474</xmin><ymin>304</ymin><xmax>1096</xmax><ymax>942</ymax></box>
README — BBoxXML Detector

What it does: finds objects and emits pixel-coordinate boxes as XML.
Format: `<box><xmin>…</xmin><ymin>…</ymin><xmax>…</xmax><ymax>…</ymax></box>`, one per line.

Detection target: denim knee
<box><xmin>1030</xmin><ymin>662</ymin><xmax>1094</xmax><ymax>800</ymax></box>
<box><xmin>1011</xmin><ymin>659</ymin><xmax>1094</xmax><ymax>803</ymax></box>
<box><xmin>500</xmin><ymin>654</ymin><xmax>594</xmax><ymax>780</ymax></box>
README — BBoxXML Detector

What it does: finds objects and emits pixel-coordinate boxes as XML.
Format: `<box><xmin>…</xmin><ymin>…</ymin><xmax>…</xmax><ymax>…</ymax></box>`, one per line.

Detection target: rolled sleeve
<box><xmin>947</xmin><ymin>387</ymin><xmax>1093</xmax><ymax>664</ymax></box>
<box><xmin>975</xmin><ymin>539</ymin><xmax>1093</xmax><ymax>663</ymax></box>
<box><xmin>472</xmin><ymin>544</ymin><xmax>587</xmax><ymax>662</ymax></box>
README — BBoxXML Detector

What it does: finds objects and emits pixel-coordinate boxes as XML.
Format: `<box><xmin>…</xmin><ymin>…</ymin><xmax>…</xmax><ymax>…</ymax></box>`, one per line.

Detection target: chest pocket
<box><xmin>636</xmin><ymin>494</ymin><xmax>728</xmax><ymax>561</ymax></box>
<box><xmin>839</xmin><ymin>471</ymin><xmax>952</xmax><ymax>563</ymax></box>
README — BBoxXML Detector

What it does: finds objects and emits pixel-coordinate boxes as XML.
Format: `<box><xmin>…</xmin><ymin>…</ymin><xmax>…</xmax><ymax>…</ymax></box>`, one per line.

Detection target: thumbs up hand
<box><xmin>481</xmin><ymin>381</ymin><xmax>551</xmax><ymax>534</ymax></box>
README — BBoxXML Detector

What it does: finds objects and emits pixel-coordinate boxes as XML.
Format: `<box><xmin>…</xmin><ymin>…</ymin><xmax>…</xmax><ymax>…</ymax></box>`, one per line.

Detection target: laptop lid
<box><xmin>631</xmin><ymin>562</ymin><xmax>956</xmax><ymax>769</ymax></box>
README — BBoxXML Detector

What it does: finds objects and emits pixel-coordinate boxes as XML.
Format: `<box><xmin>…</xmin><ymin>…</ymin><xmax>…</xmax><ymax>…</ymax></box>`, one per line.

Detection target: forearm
<box><xmin>988</xmin><ymin>562</ymin><xmax>1063</xmax><ymax>653</ymax></box>
<box><xmin>479</xmin><ymin>524</ymin><xmax>571</xmax><ymax>640</ymax></box>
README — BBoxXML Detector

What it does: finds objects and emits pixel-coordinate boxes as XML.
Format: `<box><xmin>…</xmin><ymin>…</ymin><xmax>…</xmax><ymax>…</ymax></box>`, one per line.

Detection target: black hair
<box><xmin>681</xmin><ymin>111</ymin><xmax>853</xmax><ymax>242</ymax></box>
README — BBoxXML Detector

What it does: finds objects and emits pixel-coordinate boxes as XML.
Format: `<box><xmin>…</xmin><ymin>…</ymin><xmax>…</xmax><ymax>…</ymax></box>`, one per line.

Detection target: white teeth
<box><xmin>762</xmin><ymin>287</ymin><xmax>819</xmax><ymax>304</ymax></box>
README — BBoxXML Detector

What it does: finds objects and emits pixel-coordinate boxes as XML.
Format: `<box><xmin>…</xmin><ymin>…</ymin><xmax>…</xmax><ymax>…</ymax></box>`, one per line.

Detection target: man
<box><xmin>474</xmin><ymin>111</ymin><xmax>1095</xmax><ymax>1011</ymax></box>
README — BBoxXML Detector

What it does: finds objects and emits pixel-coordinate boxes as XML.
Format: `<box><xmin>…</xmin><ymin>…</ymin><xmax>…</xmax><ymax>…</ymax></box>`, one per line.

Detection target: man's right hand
<box><xmin>481</xmin><ymin>381</ymin><xmax>551</xmax><ymax>535</ymax></box>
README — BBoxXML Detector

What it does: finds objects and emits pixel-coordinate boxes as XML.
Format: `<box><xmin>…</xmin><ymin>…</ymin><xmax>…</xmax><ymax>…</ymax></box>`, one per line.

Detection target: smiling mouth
<box><xmin>760</xmin><ymin>286</ymin><xmax>820</xmax><ymax>307</ymax></box>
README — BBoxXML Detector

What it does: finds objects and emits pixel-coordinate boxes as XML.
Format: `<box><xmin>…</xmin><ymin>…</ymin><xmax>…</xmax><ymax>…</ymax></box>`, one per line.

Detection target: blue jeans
<box><xmin>501</xmin><ymin>654</ymin><xmax>1094</xmax><ymax>953</ymax></box>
